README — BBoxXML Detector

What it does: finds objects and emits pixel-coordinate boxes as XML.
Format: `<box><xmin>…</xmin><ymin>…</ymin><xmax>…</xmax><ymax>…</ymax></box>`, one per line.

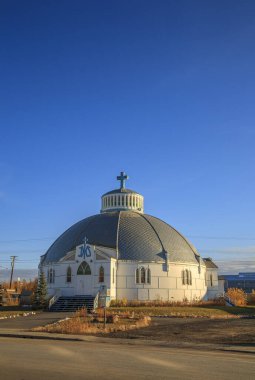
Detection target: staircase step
<box><xmin>49</xmin><ymin>295</ymin><xmax>95</xmax><ymax>312</ymax></box>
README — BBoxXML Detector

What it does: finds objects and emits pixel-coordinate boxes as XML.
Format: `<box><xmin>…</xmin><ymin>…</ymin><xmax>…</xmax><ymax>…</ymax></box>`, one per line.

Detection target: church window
<box><xmin>188</xmin><ymin>270</ymin><xmax>192</xmax><ymax>285</ymax></box>
<box><xmin>185</xmin><ymin>269</ymin><xmax>189</xmax><ymax>285</ymax></box>
<box><xmin>99</xmin><ymin>266</ymin><xmax>104</xmax><ymax>283</ymax></box>
<box><xmin>77</xmin><ymin>261</ymin><xmax>91</xmax><ymax>275</ymax></box>
<box><xmin>182</xmin><ymin>270</ymin><xmax>185</xmax><ymax>285</ymax></box>
<box><xmin>47</xmin><ymin>269</ymin><xmax>50</xmax><ymax>283</ymax></box>
<box><xmin>210</xmin><ymin>274</ymin><xmax>213</xmax><ymax>287</ymax></box>
<box><xmin>135</xmin><ymin>268</ymin><xmax>140</xmax><ymax>284</ymax></box>
<box><xmin>66</xmin><ymin>266</ymin><xmax>72</xmax><ymax>283</ymax></box>
<box><xmin>141</xmin><ymin>267</ymin><xmax>146</xmax><ymax>284</ymax></box>
<box><xmin>182</xmin><ymin>269</ymin><xmax>192</xmax><ymax>285</ymax></box>
<box><xmin>146</xmin><ymin>268</ymin><xmax>151</xmax><ymax>284</ymax></box>
<box><xmin>122</xmin><ymin>196</ymin><xmax>124</xmax><ymax>206</ymax></box>
<box><xmin>48</xmin><ymin>268</ymin><xmax>55</xmax><ymax>284</ymax></box>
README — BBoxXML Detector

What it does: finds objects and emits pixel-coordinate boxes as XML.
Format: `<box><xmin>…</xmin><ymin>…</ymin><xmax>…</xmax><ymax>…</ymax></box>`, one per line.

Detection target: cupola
<box><xmin>101</xmin><ymin>172</ymin><xmax>144</xmax><ymax>213</ymax></box>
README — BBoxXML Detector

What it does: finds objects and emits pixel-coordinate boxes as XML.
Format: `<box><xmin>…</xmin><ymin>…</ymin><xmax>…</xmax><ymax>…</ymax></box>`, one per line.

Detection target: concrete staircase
<box><xmin>49</xmin><ymin>295</ymin><xmax>95</xmax><ymax>312</ymax></box>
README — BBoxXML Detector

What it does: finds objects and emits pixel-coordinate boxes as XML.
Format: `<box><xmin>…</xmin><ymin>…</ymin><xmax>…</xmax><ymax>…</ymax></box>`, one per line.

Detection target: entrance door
<box><xmin>76</xmin><ymin>261</ymin><xmax>93</xmax><ymax>295</ymax></box>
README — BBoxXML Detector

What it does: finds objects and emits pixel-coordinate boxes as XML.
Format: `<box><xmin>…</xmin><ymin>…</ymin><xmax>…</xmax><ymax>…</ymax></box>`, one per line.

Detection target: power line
<box><xmin>187</xmin><ymin>235</ymin><xmax>255</xmax><ymax>241</ymax></box>
<box><xmin>0</xmin><ymin>237</ymin><xmax>54</xmax><ymax>243</ymax></box>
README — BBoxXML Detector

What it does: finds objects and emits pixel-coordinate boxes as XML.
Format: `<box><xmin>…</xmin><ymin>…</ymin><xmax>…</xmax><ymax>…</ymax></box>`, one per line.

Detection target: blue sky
<box><xmin>0</xmin><ymin>1</ymin><xmax>255</xmax><ymax>278</ymax></box>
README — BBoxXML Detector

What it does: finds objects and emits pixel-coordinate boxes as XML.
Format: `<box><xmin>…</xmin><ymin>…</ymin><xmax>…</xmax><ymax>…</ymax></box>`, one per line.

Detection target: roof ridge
<box><xmin>116</xmin><ymin>211</ymin><xmax>121</xmax><ymax>260</ymax></box>
<box><xmin>138</xmin><ymin>213</ymin><xmax>166</xmax><ymax>253</ymax></box>
<box><xmin>144</xmin><ymin>214</ymin><xmax>199</xmax><ymax>256</ymax></box>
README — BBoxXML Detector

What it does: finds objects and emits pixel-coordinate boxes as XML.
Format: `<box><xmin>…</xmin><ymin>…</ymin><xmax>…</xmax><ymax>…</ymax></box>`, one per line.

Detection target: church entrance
<box><xmin>76</xmin><ymin>261</ymin><xmax>93</xmax><ymax>295</ymax></box>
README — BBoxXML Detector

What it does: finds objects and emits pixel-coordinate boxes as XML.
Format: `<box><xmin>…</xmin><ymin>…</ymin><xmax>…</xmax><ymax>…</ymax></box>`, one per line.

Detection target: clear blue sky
<box><xmin>0</xmin><ymin>1</ymin><xmax>255</xmax><ymax>277</ymax></box>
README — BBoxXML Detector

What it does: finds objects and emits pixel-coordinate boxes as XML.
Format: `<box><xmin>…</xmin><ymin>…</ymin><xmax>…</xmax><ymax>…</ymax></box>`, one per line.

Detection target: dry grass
<box><xmin>33</xmin><ymin>308</ymin><xmax>151</xmax><ymax>335</ymax></box>
<box><xmin>110</xmin><ymin>298</ymin><xmax>225</xmax><ymax>307</ymax></box>
<box><xmin>110</xmin><ymin>305</ymin><xmax>255</xmax><ymax>318</ymax></box>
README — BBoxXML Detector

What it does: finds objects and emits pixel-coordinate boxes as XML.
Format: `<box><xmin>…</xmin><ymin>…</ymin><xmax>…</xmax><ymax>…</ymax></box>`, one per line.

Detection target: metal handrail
<box><xmin>93</xmin><ymin>292</ymin><xmax>99</xmax><ymax>310</ymax></box>
<box><xmin>48</xmin><ymin>289</ymin><xmax>62</xmax><ymax>310</ymax></box>
<box><xmin>223</xmin><ymin>294</ymin><xmax>234</xmax><ymax>306</ymax></box>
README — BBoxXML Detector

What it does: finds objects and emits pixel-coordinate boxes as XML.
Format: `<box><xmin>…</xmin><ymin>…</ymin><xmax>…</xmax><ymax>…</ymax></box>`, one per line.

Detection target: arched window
<box><xmin>182</xmin><ymin>269</ymin><xmax>191</xmax><ymax>285</ymax></box>
<box><xmin>49</xmin><ymin>268</ymin><xmax>54</xmax><ymax>284</ymax></box>
<box><xmin>188</xmin><ymin>270</ymin><xmax>192</xmax><ymax>285</ymax></box>
<box><xmin>136</xmin><ymin>268</ymin><xmax>140</xmax><ymax>284</ymax></box>
<box><xmin>146</xmin><ymin>268</ymin><xmax>151</xmax><ymax>284</ymax></box>
<box><xmin>182</xmin><ymin>270</ymin><xmax>185</xmax><ymax>285</ymax></box>
<box><xmin>185</xmin><ymin>269</ymin><xmax>189</xmax><ymax>285</ymax></box>
<box><xmin>99</xmin><ymin>266</ymin><xmax>104</xmax><ymax>283</ymax></box>
<box><xmin>66</xmin><ymin>266</ymin><xmax>72</xmax><ymax>283</ymax></box>
<box><xmin>140</xmin><ymin>267</ymin><xmax>146</xmax><ymax>284</ymax></box>
<box><xmin>77</xmin><ymin>261</ymin><xmax>91</xmax><ymax>275</ymax></box>
<box><xmin>210</xmin><ymin>274</ymin><xmax>213</xmax><ymax>287</ymax></box>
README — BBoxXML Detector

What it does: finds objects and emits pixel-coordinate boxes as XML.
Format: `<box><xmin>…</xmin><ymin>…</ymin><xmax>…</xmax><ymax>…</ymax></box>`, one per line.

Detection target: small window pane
<box><xmin>99</xmin><ymin>266</ymin><xmax>104</xmax><ymax>283</ymax></box>
<box><xmin>141</xmin><ymin>267</ymin><xmax>146</xmax><ymax>284</ymax></box>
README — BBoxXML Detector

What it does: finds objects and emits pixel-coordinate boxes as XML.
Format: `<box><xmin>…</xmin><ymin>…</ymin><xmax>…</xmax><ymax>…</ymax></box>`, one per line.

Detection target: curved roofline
<box><xmin>102</xmin><ymin>188</ymin><xmax>142</xmax><ymax>197</ymax></box>
<box><xmin>44</xmin><ymin>213</ymin><xmax>103</xmax><ymax>257</ymax></box>
<box><xmin>143</xmin><ymin>213</ymin><xmax>199</xmax><ymax>256</ymax></box>
<box><xmin>43</xmin><ymin>210</ymin><xmax>199</xmax><ymax>264</ymax></box>
<box><xmin>138</xmin><ymin>213</ymin><xmax>166</xmax><ymax>253</ymax></box>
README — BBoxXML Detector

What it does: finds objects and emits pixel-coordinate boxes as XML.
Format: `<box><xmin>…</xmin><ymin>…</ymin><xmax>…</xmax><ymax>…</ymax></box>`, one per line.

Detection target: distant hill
<box><xmin>0</xmin><ymin>269</ymin><xmax>38</xmax><ymax>282</ymax></box>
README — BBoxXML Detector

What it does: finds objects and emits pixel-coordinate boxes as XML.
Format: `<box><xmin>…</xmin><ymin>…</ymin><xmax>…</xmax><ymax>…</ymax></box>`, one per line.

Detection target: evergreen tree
<box><xmin>33</xmin><ymin>271</ymin><xmax>47</xmax><ymax>308</ymax></box>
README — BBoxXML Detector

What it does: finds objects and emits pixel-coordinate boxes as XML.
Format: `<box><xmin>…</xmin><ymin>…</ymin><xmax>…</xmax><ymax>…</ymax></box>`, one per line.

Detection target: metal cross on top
<box><xmin>117</xmin><ymin>171</ymin><xmax>129</xmax><ymax>189</ymax></box>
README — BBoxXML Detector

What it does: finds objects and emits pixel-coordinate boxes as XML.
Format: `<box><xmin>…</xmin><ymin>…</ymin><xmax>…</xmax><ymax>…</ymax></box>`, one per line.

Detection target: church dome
<box><xmin>42</xmin><ymin>211</ymin><xmax>200</xmax><ymax>265</ymax></box>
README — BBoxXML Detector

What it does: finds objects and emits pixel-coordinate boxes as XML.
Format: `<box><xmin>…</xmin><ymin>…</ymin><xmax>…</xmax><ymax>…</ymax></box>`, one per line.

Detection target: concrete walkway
<box><xmin>0</xmin><ymin>311</ymin><xmax>73</xmax><ymax>330</ymax></box>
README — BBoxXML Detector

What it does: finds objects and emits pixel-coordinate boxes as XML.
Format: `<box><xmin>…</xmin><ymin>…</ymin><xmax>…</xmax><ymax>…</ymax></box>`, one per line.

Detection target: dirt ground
<box><xmin>106</xmin><ymin>317</ymin><xmax>255</xmax><ymax>346</ymax></box>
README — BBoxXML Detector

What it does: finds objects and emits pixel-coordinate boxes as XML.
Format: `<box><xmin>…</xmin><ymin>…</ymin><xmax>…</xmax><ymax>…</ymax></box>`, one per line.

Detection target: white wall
<box><xmin>116</xmin><ymin>261</ymin><xmax>208</xmax><ymax>301</ymax></box>
<box><xmin>41</xmin><ymin>244</ymin><xmax>219</xmax><ymax>302</ymax></box>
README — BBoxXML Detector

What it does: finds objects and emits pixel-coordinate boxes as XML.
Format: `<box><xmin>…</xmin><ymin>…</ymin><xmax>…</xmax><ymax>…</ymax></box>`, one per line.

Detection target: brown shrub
<box><xmin>226</xmin><ymin>288</ymin><xmax>247</xmax><ymax>306</ymax></box>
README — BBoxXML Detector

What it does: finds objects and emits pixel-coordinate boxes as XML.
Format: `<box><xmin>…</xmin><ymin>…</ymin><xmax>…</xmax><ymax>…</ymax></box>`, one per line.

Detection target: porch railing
<box><xmin>93</xmin><ymin>292</ymin><xmax>99</xmax><ymax>310</ymax></box>
<box><xmin>48</xmin><ymin>289</ymin><xmax>62</xmax><ymax>310</ymax></box>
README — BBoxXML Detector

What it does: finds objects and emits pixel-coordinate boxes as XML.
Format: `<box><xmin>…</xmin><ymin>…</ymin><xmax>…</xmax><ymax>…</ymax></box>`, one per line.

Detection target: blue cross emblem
<box><xmin>78</xmin><ymin>236</ymin><xmax>92</xmax><ymax>259</ymax></box>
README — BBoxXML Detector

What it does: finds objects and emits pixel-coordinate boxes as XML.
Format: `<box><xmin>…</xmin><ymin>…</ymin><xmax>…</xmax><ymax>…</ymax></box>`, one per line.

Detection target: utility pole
<box><xmin>9</xmin><ymin>256</ymin><xmax>18</xmax><ymax>289</ymax></box>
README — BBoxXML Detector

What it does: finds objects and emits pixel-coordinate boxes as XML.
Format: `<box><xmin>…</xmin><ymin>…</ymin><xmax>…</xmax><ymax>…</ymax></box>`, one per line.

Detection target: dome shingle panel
<box><xmin>43</xmin><ymin>211</ymin><xmax>199</xmax><ymax>264</ymax></box>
